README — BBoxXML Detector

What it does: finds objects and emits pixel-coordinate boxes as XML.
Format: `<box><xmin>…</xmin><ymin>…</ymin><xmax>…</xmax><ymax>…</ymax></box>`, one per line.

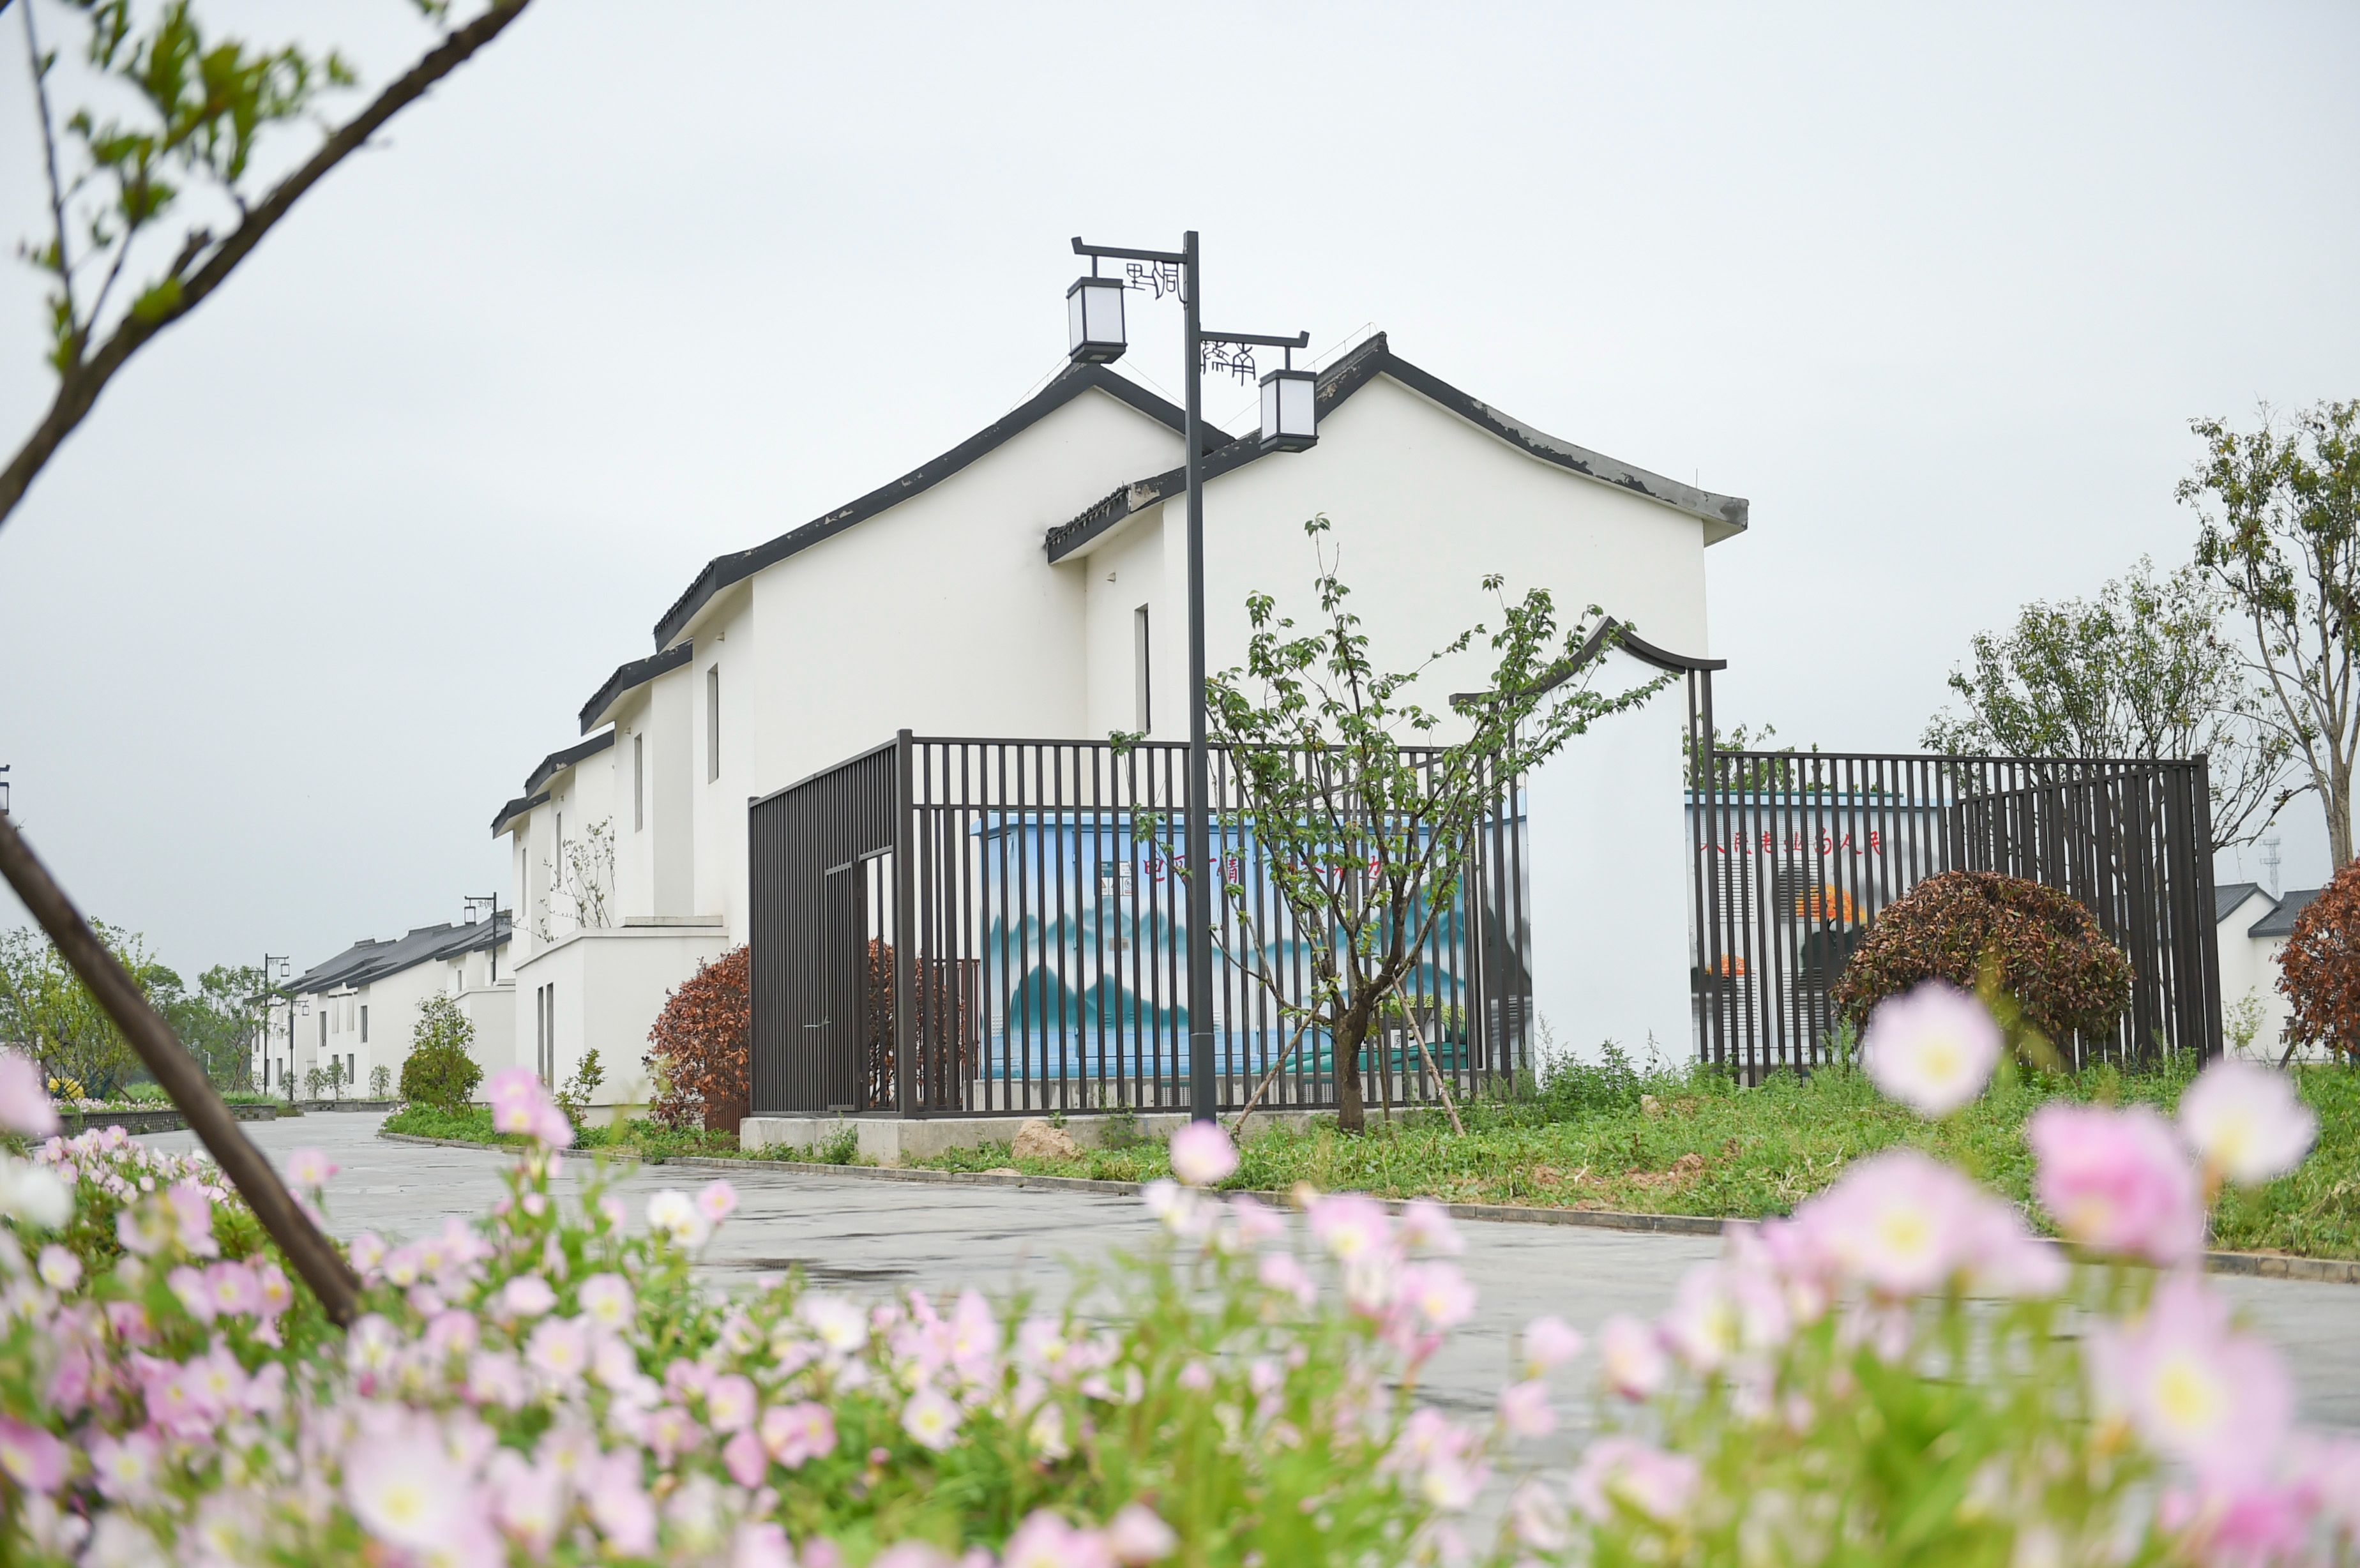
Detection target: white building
<box><xmin>494</xmin><ymin>329</ymin><xmax>1748</xmax><ymax>1094</ymax></box>
<box><xmin>2213</xmin><ymin>881</ymin><xmax>2328</xmax><ymax>1062</ymax></box>
<box><xmin>273</xmin><ymin>916</ymin><xmax>512</xmax><ymax>1097</ymax></box>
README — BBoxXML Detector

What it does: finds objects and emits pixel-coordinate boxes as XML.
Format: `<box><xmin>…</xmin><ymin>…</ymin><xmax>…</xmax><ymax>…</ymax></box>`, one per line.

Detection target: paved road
<box><xmin>140</xmin><ymin>1112</ymin><xmax>2360</xmax><ymax>1440</ymax></box>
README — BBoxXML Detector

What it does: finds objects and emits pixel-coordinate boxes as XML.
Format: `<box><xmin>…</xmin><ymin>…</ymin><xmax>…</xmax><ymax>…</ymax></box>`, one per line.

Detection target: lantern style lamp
<box><xmin>1066</xmin><ymin>276</ymin><xmax>1128</xmax><ymax>365</ymax></box>
<box><xmin>1258</xmin><ymin>366</ymin><xmax>1317</xmax><ymax>452</ymax></box>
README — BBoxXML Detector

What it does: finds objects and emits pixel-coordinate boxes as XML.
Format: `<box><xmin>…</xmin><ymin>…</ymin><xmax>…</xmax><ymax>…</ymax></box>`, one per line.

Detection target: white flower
<box><xmin>344</xmin><ymin>1431</ymin><xmax>473</xmax><ymax>1551</ymax></box>
<box><xmin>646</xmin><ymin>1190</ymin><xmax>713</xmax><ymax>1249</ymax></box>
<box><xmin>901</xmin><ymin>1385</ymin><xmax>962</xmax><ymax>1451</ymax></box>
<box><xmin>2178</xmin><ymin>1060</ymin><xmax>2317</xmax><ymax>1186</ymax></box>
<box><xmin>1861</xmin><ymin>982</ymin><xmax>2001</xmax><ymax>1117</ymax></box>
<box><xmin>1168</xmin><ymin>1121</ymin><xmax>1239</xmax><ymax>1187</ymax></box>
<box><xmin>0</xmin><ymin>1161</ymin><xmax>71</xmax><ymax>1230</ymax></box>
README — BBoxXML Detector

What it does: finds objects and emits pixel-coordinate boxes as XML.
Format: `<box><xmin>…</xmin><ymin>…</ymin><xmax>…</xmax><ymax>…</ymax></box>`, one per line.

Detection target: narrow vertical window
<box><xmin>707</xmin><ymin>666</ymin><xmax>722</xmax><ymax>781</ymax></box>
<box><xmin>359</xmin><ymin>1005</ymin><xmax>368</xmax><ymax>1044</ymax></box>
<box><xmin>633</xmin><ymin>734</ymin><xmax>646</xmax><ymax>831</ymax></box>
<box><xmin>1134</xmin><ymin>605</ymin><xmax>1152</xmax><ymax>734</ymax></box>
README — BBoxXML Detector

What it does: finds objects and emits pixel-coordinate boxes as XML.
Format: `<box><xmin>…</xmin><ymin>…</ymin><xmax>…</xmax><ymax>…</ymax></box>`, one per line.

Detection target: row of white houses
<box><xmin>364</xmin><ymin>325</ymin><xmax>1746</xmax><ymax>1105</ymax></box>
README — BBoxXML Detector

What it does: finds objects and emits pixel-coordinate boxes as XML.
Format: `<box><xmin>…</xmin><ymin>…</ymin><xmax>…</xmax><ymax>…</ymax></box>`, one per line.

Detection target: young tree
<box><xmin>1922</xmin><ymin>557</ymin><xmax>2292</xmax><ymax>847</ymax></box>
<box><xmin>1190</xmin><ymin>516</ymin><xmax>1665</xmax><ymax>1135</ymax></box>
<box><xmin>2179</xmin><ymin>402</ymin><xmax>2360</xmax><ymax>866</ymax></box>
<box><xmin>0</xmin><ymin>0</ymin><xmax>534</xmax><ymax>1327</ymax></box>
<box><xmin>0</xmin><ymin>922</ymin><xmax>171</xmax><ymax>1098</ymax></box>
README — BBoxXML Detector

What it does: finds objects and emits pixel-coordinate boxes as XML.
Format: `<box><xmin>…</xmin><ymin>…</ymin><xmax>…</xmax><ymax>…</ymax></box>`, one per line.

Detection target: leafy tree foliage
<box><xmin>1189</xmin><ymin>515</ymin><xmax>1665</xmax><ymax>1134</ymax></box>
<box><xmin>155</xmin><ymin>963</ymin><xmax>266</xmax><ymax>1090</ymax></box>
<box><xmin>1923</xmin><ymin>557</ymin><xmax>2290</xmax><ymax>847</ymax></box>
<box><xmin>1831</xmin><ymin>871</ymin><xmax>2133</xmax><ymax>1055</ymax></box>
<box><xmin>646</xmin><ymin>946</ymin><xmax>750</xmax><ymax>1133</ymax></box>
<box><xmin>0</xmin><ymin>922</ymin><xmax>176</xmax><ymax>1097</ymax></box>
<box><xmin>2276</xmin><ymin>858</ymin><xmax>2360</xmax><ymax>1062</ymax></box>
<box><xmin>2181</xmin><ymin>400</ymin><xmax>2360</xmax><ymax>865</ymax></box>
<box><xmin>398</xmin><ymin>993</ymin><xmax>481</xmax><ymax>1110</ymax></box>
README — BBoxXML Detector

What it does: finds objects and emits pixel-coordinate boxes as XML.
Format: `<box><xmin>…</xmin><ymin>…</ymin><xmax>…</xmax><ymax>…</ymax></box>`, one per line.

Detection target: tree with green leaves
<box><xmin>0</xmin><ymin>921</ymin><xmax>171</xmax><ymax>1098</ymax></box>
<box><xmin>0</xmin><ymin>0</ymin><xmax>533</xmax><ymax>1325</ymax></box>
<box><xmin>1923</xmin><ymin>557</ymin><xmax>2292</xmax><ymax>847</ymax></box>
<box><xmin>1181</xmin><ymin>515</ymin><xmax>1663</xmax><ymax>1135</ymax></box>
<box><xmin>2179</xmin><ymin>401</ymin><xmax>2360</xmax><ymax>867</ymax></box>
<box><xmin>155</xmin><ymin>963</ymin><xmax>268</xmax><ymax>1090</ymax></box>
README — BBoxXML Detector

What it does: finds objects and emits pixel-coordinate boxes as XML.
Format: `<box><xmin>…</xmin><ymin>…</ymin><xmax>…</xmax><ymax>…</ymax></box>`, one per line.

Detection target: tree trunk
<box><xmin>2332</xmin><ymin>757</ymin><xmax>2354</xmax><ymax>870</ymax></box>
<box><xmin>1333</xmin><ymin>1009</ymin><xmax>1370</xmax><ymax>1133</ymax></box>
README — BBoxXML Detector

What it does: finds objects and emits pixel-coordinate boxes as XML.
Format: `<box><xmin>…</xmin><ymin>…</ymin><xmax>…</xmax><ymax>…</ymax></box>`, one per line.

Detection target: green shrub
<box><xmin>398</xmin><ymin>993</ymin><xmax>482</xmax><ymax>1110</ymax></box>
<box><xmin>816</xmin><ymin>1123</ymin><xmax>860</xmax><ymax>1165</ymax></box>
<box><xmin>1832</xmin><ymin>870</ymin><xmax>2132</xmax><ymax>1049</ymax></box>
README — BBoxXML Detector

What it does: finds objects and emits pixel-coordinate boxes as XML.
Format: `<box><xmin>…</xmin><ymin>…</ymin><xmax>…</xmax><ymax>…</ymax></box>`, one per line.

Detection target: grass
<box><xmin>907</xmin><ymin>1053</ymin><xmax>2360</xmax><ymax>1262</ymax></box>
<box><xmin>380</xmin><ymin>1103</ymin><xmax>746</xmax><ymax>1163</ymax></box>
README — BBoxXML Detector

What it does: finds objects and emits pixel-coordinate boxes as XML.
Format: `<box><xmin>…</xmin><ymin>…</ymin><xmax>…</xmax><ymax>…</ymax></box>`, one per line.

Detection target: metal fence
<box><xmin>750</xmin><ymin>732</ymin><xmax>1531</xmax><ymax>1117</ymax></box>
<box><xmin>1688</xmin><ymin>744</ymin><xmax>2223</xmax><ymax>1074</ymax></box>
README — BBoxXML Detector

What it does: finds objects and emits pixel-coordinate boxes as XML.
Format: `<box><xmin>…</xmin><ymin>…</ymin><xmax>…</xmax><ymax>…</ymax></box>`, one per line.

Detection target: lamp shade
<box><xmin>1066</xmin><ymin>276</ymin><xmax>1127</xmax><ymax>365</ymax></box>
<box><xmin>1258</xmin><ymin>368</ymin><xmax>1317</xmax><ymax>452</ymax></box>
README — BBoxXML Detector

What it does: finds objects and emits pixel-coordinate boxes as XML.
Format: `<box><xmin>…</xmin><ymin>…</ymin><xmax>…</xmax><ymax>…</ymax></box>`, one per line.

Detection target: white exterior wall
<box><xmin>1082</xmin><ymin>513</ymin><xmax>1168</xmax><ymax>737</ymax></box>
<box><xmin>509</xmin><ymin>921</ymin><xmax>730</xmax><ymax>1106</ymax></box>
<box><xmin>672</xmin><ymin>386</ymin><xmax>1191</xmax><ymax>947</ymax></box>
<box><xmin>1526</xmin><ymin>648</ymin><xmax>1697</xmax><ymax>1067</ymax></box>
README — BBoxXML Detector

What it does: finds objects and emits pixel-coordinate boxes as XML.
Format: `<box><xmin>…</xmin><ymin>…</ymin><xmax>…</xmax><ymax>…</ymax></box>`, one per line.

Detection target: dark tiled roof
<box><xmin>490</xmin><ymin>791</ymin><xmax>548</xmax><ymax>838</ymax></box>
<box><xmin>579</xmin><ymin>644</ymin><xmax>693</xmax><ymax>737</ymax></box>
<box><xmin>526</xmin><ymin>730</ymin><xmax>616</xmax><ymax>797</ymax></box>
<box><xmin>291</xmin><ymin>914</ymin><xmax>510</xmax><ymax>995</ymax></box>
<box><xmin>2250</xmin><ymin>887</ymin><xmax>2322</xmax><ymax>940</ymax></box>
<box><xmin>648</xmin><ymin>363</ymin><xmax>1224</xmax><ymax>651</ymax></box>
<box><xmin>2215</xmin><ymin>881</ymin><xmax>2269</xmax><ymax>924</ymax></box>
<box><xmin>1043</xmin><ymin>331</ymin><xmax>1752</xmax><ymax>563</ymax></box>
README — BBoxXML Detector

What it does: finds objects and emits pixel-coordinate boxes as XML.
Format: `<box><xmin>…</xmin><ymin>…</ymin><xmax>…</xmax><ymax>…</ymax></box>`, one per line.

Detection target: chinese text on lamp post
<box><xmin>1063</xmin><ymin>232</ymin><xmax>1320</xmax><ymax>1122</ymax></box>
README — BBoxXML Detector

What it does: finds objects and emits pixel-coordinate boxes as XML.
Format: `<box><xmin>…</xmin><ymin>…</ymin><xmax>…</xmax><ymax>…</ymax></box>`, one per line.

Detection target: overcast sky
<box><xmin>2</xmin><ymin>1</ymin><xmax>2356</xmax><ymax>977</ymax></box>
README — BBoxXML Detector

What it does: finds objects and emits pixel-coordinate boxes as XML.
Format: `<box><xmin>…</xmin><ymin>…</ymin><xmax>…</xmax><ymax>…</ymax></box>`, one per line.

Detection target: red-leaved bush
<box><xmin>1831</xmin><ymin>870</ymin><xmax>2132</xmax><ymax>1049</ymax></box>
<box><xmin>645</xmin><ymin>944</ymin><xmax>750</xmax><ymax>1132</ymax></box>
<box><xmin>2278</xmin><ymin>859</ymin><xmax>2360</xmax><ymax>1060</ymax></box>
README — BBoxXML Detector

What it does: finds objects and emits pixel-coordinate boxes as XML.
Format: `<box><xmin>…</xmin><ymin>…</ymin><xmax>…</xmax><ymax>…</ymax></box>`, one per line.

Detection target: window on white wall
<box><xmin>1134</xmin><ymin>605</ymin><xmax>1153</xmax><ymax>734</ymax></box>
<box><xmin>633</xmin><ymin>734</ymin><xmax>645</xmax><ymax>831</ymax></box>
<box><xmin>707</xmin><ymin>666</ymin><xmax>722</xmax><ymax>781</ymax></box>
<box><xmin>359</xmin><ymin>1005</ymin><xmax>368</xmax><ymax>1044</ymax></box>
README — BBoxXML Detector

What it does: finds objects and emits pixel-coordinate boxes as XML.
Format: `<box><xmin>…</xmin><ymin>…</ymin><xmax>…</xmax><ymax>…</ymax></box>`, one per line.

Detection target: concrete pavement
<box><xmin>139</xmin><ymin>1112</ymin><xmax>2360</xmax><ymax>1436</ymax></box>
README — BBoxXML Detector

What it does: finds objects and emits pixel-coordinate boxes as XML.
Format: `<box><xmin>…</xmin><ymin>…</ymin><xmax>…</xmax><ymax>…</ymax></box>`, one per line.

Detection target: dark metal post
<box><xmin>893</xmin><ymin>729</ymin><xmax>919</xmax><ymax>1117</ymax></box>
<box><xmin>1179</xmin><ymin>230</ymin><xmax>1218</xmax><ymax>1122</ymax></box>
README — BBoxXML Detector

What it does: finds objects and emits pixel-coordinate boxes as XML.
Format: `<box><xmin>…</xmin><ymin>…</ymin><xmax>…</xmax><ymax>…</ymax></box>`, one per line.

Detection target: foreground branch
<box><xmin>0</xmin><ymin>0</ymin><xmax>534</xmax><ymax>534</ymax></box>
<box><xmin>0</xmin><ymin>813</ymin><xmax>360</xmax><ymax>1325</ymax></box>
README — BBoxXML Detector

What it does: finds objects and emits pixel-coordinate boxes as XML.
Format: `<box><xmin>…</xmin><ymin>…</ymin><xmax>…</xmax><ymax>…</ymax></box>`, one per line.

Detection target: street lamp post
<box><xmin>464</xmin><ymin>894</ymin><xmax>499</xmax><ymax>984</ymax></box>
<box><xmin>259</xmin><ymin>954</ymin><xmax>289</xmax><ymax>1093</ymax></box>
<box><xmin>1063</xmin><ymin>232</ymin><xmax>1317</xmax><ymax>1122</ymax></box>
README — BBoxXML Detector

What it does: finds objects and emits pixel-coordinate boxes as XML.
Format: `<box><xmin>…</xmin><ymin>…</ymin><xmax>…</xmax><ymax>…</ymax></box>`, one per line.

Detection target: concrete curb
<box><xmin>377</xmin><ymin>1133</ymin><xmax>2360</xmax><ymax>1285</ymax></box>
<box><xmin>70</xmin><ymin>1104</ymin><xmax>285</xmax><ymax>1136</ymax></box>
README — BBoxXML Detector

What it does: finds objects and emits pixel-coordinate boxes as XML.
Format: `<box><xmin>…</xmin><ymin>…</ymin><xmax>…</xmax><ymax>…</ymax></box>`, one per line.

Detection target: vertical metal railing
<box><xmin>750</xmin><ymin>734</ymin><xmax>1531</xmax><ymax>1115</ymax></box>
<box><xmin>1686</xmin><ymin>728</ymin><xmax>2221</xmax><ymax>1073</ymax></box>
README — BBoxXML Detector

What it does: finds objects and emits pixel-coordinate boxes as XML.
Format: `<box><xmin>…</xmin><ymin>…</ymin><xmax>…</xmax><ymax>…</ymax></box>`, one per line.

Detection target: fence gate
<box><xmin>1686</xmin><ymin>685</ymin><xmax>2223</xmax><ymax>1073</ymax></box>
<box><xmin>752</xmin><ymin>731</ymin><xmax>1532</xmax><ymax>1117</ymax></box>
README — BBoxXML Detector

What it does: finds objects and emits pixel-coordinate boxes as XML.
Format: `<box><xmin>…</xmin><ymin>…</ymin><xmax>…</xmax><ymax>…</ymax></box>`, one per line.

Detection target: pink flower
<box><xmin>1598</xmin><ymin>1314</ymin><xmax>1669</xmax><ymax>1400</ymax></box>
<box><xmin>733</xmin><ymin>1521</ymin><xmax>797</xmax><ymax>1568</ymax></box>
<box><xmin>34</xmin><ymin>1244</ymin><xmax>78</xmax><ymax>1292</ymax></box>
<box><xmin>1107</xmin><ymin>1503</ymin><xmax>1178</xmax><ymax>1564</ymax></box>
<box><xmin>167</xmin><ymin>1265</ymin><xmax>216</xmax><ymax>1322</ymax></box>
<box><xmin>1522</xmin><ymin>1315</ymin><xmax>1585</xmax><ymax>1376</ymax></box>
<box><xmin>0</xmin><ymin>1055</ymin><xmax>59</xmax><ymax>1137</ymax></box>
<box><xmin>2091</xmin><ymin>1272</ymin><xmax>2293</xmax><ymax>1484</ymax></box>
<box><xmin>1499</xmin><ymin>1379</ymin><xmax>1557</xmax><ymax>1438</ymax></box>
<box><xmin>285</xmin><ymin>1147</ymin><xmax>337</xmax><ymax>1188</ymax></box>
<box><xmin>344</xmin><ymin>1428</ymin><xmax>476</xmax><ymax>1551</ymax></box>
<box><xmin>579</xmin><ymin>1271</ymin><xmax>635</xmax><ymax>1332</ymax></box>
<box><xmin>586</xmin><ymin>1451</ymin><xmax>656</xmax><ymax>1555</ymax></box>
<box><xmin>1308</xmin><ymin>1193</ymin><xmax>1391</xmax><ymax>1263</ymax></box>
<box><xmin>647</xmin><ymin>1189</ymin><xmax>713</xmax><ymax>1248</ymax></box>
<box><xmin>2179</xmin><ymin>1061</ymin><xmax>2317</xmax><ymax>1187</ymax></box>
<box><xmin>501</xmin><ymin>1274</ymin><xmax>557</xmax><ymax>1318</ymax></box>
<box><xmin>204</xmin><ymin>1260</ymin><xmax>261</xmax><ymax>1318</ymax></box>
<box><xmin>902</xmin><ymin>1384</ymin><xmax>963</xmax><ymax>1451</ymax></box>
<box><xmin>1400</xmin><ymin>1261</ymin><xmax>1477</xmax><ymax>1331</ymax></box>
<box><xmin>1003</xmin><ymin>1510</ymin><xmax>1114</xmax><ymax>1568</ymax></box>
<box><xmin>1861</xmin><ymin>981</ymin><xmax>2001</xmax><ymax>1117</ymax></box>
<box><xmin>2030</xmin><ymin>1103</ymin><xmax>2205</xmax><ymax>1265</ymax></box>
<box><xmin>87</xmin><ymin>1430</ymin><xmax>159</xmax><ymax>1503</ymax></box>
<box><xmin>697</xmin><ymin>1179</ymin><xmax>739</xmax><ymax>1225</ymax></box>
<box><xmin>707</xmin><ymin>1372</ymin><xmax>758</xmax><ymax>1431</ymax></box>
<box><xmin>485</xmin><ymin>1449</ymin><xmax>564</xmax><ymax>1551</ymax></box>
<box><xmin>167</xmin><ymin>1181</ymin><xmax>218</xmax><ymax>1256</ymax></box>
<box><xmin>723</xmin><ymin>1427</ymin><xmax>768</xmax><ymax>1487</ymax></box>
<box><xmin>0</xmin><ymin>1417</ymin><xmax>66</xmax><ymax>1492</ymax></box>
<box><xmin>1257</xmin><ymin>1252</ymin><xmax>1317</xmax><ymax>1309</ymax></box>
<box><xmin>1169</xmin><ymin>1121</ymin><xmax>1239</xmax><ymax>1186</ymax></box>
<box><xmin>1568</xmin><ymin>1435</ymin><xmax>1700</xmax><ymax>1526</ymax></box>
<box><xmin>760</xmin><ymin>1401</ymin><xmax>837</xmax><ymax>1468</ymax></box>
<box><xmin>1799</xmin><ymin>1147</ymin><xmax>2004</xmax><ymax>1297</ymax></box>
<box><xmin>525</xmin><ymin>1315</ymin><xmax>592</xmax><ymax>1388</ymax></box>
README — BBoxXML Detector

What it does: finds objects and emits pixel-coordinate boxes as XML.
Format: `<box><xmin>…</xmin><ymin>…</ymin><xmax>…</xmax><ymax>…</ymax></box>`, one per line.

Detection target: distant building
<box><xmin>271</xmin><ymin>916</ymin><xmax>511</xmax><ymax>1097</ymax></box>
<box><xmin>2213</xmin><ymin>882</ymin><xmax>2329</xmax><ymax>1062</ymax></box>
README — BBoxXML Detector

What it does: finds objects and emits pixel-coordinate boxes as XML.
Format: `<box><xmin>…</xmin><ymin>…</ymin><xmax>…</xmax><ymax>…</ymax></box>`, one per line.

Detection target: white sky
<box><xmin>1</xmin><ymin>1</ymin><xmax>2356</xmax><ymax>975</ymax></box>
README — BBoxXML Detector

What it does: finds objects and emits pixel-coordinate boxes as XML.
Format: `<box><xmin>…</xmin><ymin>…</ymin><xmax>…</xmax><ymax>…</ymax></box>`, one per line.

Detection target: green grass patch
<box><xmin>379</xmin><ymin>1103</ymin><xmax>746</xmax><ymax>1162</ymax></box>
<box><xmin>907</xmin><ymin>1059</ymin><xmax>2360</xmax><ymax>1261</ymax></box>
